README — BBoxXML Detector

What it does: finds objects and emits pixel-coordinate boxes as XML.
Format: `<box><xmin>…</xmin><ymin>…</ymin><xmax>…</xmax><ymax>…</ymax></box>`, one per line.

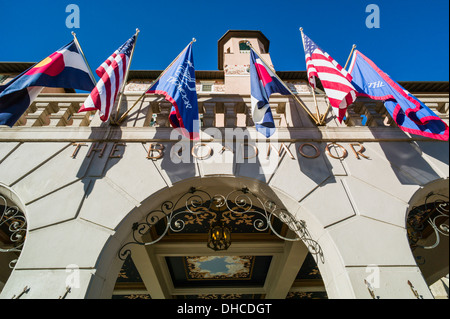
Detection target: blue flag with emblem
<box><xmin>348</xmin><ymin>50</ymin><xmax>448</xmax><ymax>141</ymax></box>
<box><xmin>146</xmin><ymin>43</ymin><xmax>199</xmax><ymax>140</ymax></box>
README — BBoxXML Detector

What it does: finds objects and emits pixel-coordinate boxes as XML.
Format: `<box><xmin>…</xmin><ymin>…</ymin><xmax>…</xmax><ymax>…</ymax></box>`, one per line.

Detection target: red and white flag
<box><xmin>302</xmin><ymin>32</ymin><xmax>356</xmax><ymax>122</ymax></box>
<box><xmin>78</xmin><ymin>34</ymin><xmax>136</xmax><ymax>122</ymax></box>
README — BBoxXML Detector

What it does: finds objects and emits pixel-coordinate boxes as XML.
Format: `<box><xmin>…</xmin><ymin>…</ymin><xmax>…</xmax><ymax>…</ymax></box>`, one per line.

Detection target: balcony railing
<box><xmin>9</xmin><ymin>93</ymin><xmax>449</xmax><ymax>131</ymax></box>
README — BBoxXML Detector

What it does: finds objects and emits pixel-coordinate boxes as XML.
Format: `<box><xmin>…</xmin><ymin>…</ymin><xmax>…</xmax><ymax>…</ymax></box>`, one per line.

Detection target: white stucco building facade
<box><xmin>0</xmin><ymin>30</ymin><xmax>448</xmax><ymax>299</ymax></box>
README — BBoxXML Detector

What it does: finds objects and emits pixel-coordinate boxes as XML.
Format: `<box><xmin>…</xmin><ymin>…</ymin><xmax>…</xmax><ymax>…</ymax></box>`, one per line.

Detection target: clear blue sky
<box><xmin>0</xmin><ymin>0</ymin><xmax>448</xmax><ymax>81</ymax></box>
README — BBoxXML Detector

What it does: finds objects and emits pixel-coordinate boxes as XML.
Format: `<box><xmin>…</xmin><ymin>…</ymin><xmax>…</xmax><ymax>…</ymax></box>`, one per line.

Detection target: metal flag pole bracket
<box><xmin>407</xmin><ymin>280</ymin><xmax>423</xmax><ymax>299</ymax></box>
<box><xmin>58</xmin><ymin>286</ymin><xmax>72</xmax><ymax>299</ymax></box>
<box><xmin>245</xmin><ymin>41</ymin><xmax>320</xmax><ymax>125</ymax></box>
<box><xmin>12</xmin><ymin>286</ymin><xmax>30</xmax><ymax>299</ymax></box>
<box><xmin>320</xmin><ymin>98</ymin><xmax>332</xmax><ymax>125</ymax></box>
<box><xmin>364</xmin><ymin>279</ymin><xmax>379</xmax><ymax>299</ymax></box>
<box><xmin>311</xmin><ymin>89</ymin><xmax>322</xmax><ymax>124</ymax></box>
<box><xmin>117</xmin><ymin>38</ymin><xmax>197</xmax><ymax>124</ymax></box>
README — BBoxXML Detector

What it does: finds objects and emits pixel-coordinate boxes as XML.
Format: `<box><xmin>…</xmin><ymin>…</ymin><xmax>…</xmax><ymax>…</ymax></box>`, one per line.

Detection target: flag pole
<box><xmin>344</xmin><ymin>44</ymin><xmax>357</xmax><ymax>70</ymax></box>
<box><xmin>71</xmin><ymin>31</ymin><xmax>97</xmax><ymax>85</ymax></box>
<box><xmin>299</xmin><ymin>27</ymin><xmax>322</xmax><ymax>124</ymax></box>
<box><xmin>116</xmin><ymin>38</ymin><xmax>196</xmax><ymax>124</ymax></box>
<box><xmin>319</xmin><ymin>44</ymin><xmax>357</xmax><ymax>124</ymax></box>
<box><xmin>112</xmin><ymin>28</ymin><xmax>141</xmax><ymax>124</ymax></box>
<box><xmin>246</xmin><ymin>41</ymin><xmax>320</xmax><ymax>125</ymax></box>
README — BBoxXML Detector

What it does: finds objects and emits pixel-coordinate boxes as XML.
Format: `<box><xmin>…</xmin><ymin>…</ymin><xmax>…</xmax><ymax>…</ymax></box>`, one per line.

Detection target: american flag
<box><xmin>302</xmin><ymin>32</ymin><xmax>356</xmax><ymax>122</ymax></box>
<box><xmin>78</xmin><ymin>34</ymin><xmax>136</xmax><ymax>122</ymax></box>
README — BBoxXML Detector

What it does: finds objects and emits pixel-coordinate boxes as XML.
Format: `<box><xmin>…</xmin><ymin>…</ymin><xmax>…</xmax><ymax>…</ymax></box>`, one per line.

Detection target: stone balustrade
<box><xmin>346</xmin><ymin>96</ymin><xmax>449</xmax><ymax>128</ymax></box>
<box><xmin>9</xmin><ymin>93</ymin><xmax>449</xmax><ymax>131</ymax></box>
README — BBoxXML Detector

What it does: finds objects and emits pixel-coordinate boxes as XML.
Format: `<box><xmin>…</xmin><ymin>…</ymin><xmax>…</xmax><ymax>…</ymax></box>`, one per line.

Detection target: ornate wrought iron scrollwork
<box><xmin>407</xmin><ymin>192</ymin><xmax>449</xmax><ymax>264</ymax></box>
<box><xmin>118</xmin><ymin>187</ymin><xmax>324</xmax><ymax>264</ymax></box>
<box><xmin>119</xmin><ymin>187</ymin><xmax>213</xmax><ymax>260</ymax></box>
<box><xmin>0</xmin><ymin>194</ymin><xmax>27</xmax><ymax>268</ymax></box>
<box><xmin>261</xmin><ymin>197</ymin><xmax>324</xmax><ymax>264</ymax></box>
<box><xmin>407</xmin><ymin>192</ymin><xmax>449</xmax><ymax>249</ymax></box>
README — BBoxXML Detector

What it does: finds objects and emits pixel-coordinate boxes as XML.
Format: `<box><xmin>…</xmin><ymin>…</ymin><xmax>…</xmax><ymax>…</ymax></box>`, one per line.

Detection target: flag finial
<box><xmin>192</xmin><ymin>38</ymin><xmax>197</xmax><ymax>43</ymax></box>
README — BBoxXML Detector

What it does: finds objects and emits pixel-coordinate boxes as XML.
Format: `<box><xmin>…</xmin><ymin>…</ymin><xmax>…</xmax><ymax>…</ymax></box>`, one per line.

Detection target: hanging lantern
<box><xmin>207</xmin><ymin>218</ymin><xmax>231</xmax><ymax>251</ymax></box>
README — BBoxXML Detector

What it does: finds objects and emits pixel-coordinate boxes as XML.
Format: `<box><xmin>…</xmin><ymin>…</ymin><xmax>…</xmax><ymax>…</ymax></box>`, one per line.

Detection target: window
<box><xmin>200</xmin><ymin>82</ymin><xmax>214</xmax><ymax>93</ymax></box>
<box><xmin>202</xmin><ymin>84</ymin><xmax>213</xmax><ymax>92</ymax></box>
<box><xmin>239</xmin><ymin>41</ymin><xmax>251</xmax><ymax>53</ymax></box>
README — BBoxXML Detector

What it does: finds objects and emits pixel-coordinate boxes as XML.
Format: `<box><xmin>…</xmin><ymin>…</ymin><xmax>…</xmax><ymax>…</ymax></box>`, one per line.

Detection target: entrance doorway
<box><xmin>110</xmin><ymin>178</ymin><xmax>328</xmax><ymax>299</ymax></box>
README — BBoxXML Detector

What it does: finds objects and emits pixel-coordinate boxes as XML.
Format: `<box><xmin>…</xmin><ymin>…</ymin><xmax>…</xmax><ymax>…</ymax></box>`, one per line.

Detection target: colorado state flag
<box><xmin>349</xmin><ymin>50</ymin><xmax>448</xmax><ymax>141</ymax></box>
<box><xmin>0</xmin><ymin>41</ymin><xmax>96</xmax><ymax>127</ymax></box>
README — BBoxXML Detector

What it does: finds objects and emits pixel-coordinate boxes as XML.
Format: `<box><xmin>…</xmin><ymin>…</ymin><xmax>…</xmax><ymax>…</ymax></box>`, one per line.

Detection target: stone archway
<box><xmin>92</xmin><ymin>176</ymin><xmax>332</xmax><ymax>299</ymax></box>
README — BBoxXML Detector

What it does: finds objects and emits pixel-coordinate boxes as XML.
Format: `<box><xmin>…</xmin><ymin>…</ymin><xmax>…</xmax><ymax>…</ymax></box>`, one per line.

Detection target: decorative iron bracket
<box><xmin>364</xmin><ymin>279</ymin><xmax>380</xmax><ymax>299</ymax></box>
<box><xmin>118</xmin><ymin>187</ymin><xmax>324</xmax><ymax>263</ymax></box>
<box><xmin>11</xmin><ymin>286</ymin><xmax>30</xmax><ymax>299</ymax></box>
<box><xmin>0</xmin><ymin>194</ymin><xmax>27</xmax><ymax>269</ymax></box>
<box><xmin>407</xmin><ymin>192</ymin><xmax>449</xmax><ymax>264</ymax></box>
<box><xmin>407</xmin><ymin>280</ymin><xmax>423</xmax><ymax>299</ymax></box>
